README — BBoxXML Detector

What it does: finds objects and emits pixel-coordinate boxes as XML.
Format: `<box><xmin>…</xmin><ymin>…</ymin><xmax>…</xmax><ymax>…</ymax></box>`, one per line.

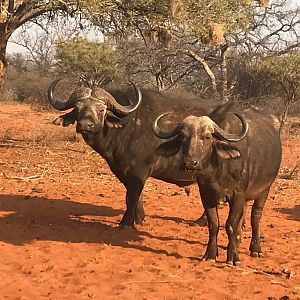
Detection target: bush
<box><xmin>3</xmin><ymin>64</ymin><xmax>78</xmax><ymax>110</ymax></box>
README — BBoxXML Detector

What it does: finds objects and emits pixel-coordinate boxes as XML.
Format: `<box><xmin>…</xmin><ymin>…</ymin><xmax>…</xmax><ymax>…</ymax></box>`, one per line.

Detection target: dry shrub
<box><xmin>147</xmin><ymin>26</ymin><xmax>172</xmax><ymax>48</ymax></box>
<box><xmin>0</xmin><ymin>128</ymin><xmax>13</xmax><ymax>142</ymax></box>
<box><xmin>159</xmin><ymin>28</ymin><xmax>172</xmax><ymax>48</ymax></box>
<box><xmin>169</xmin><ymin>0</ymin><xmax>184</xmax><ymax>19</ymax></box>
<box><xmin>278</xmin><ymin>163</ymin><xmax>300</xmax><ymax>180</ymax></box>
<box><xmin>237</xmin><ymin>16</ymin><xmax>249</xmax><ymax>30</ymax></box>
<box><xmin>0</xmin><ymin>11</ymin><xmax>7</xmax><ymax>23</ymax></box>
<box><xmin>282</xmin><ymin>117</ymin><xmax>300</xmax><ymax>138</ymax></box>
<box><xmin>0</xmin><ymin>0</ymin><xmax>23</xmax><ymax>22</ymax></box>
<box><xmin>5</xmin><ymin>66</ymin><xmax>77</xmax><ymax>111</ymax></box>
<box><xmin>60</xmin><ymin>132</ymin><xmax>81</xmax><ymax>142</ymax></box>
<box><xmin>28</xmin><ymin>129</ymin><xmax>49</xmax><ymax>144</ymax></box>
<box><xmin>148</xmin><ymin>28</ymin><xmax>159</xmax><ymax>43</ymax></box>
<box><xmin>5</xmin><ymin>68</ymin><xmax>51</xmax><ymax>105</ymax></box>
<box><xmin>0</xmin><ymin>86</ymin><xmax>18</xmax><ymax>102</ymax></box>
<box><xmin>241</xmin><ymin>0</ymin><xmax>252</xmax><ymax>5</ymax></box>
<box><xmin>259</xmin><ymin>0</ymin><xmax>269</xmax><ymax>7</ymax></box>
<box><xmin>203</xmin><ymin>23</ymin><xmax>225</xmax><ymax>46</ymax></box>
<box><xmin>48</xmin><ymin>131</ymin><xmax>81</xmax><ymax>143</ymax></box>
<box><xmin>28</xmin><ymin>127</ymin><xmax>81</xmax><ymax>145</ymax></box>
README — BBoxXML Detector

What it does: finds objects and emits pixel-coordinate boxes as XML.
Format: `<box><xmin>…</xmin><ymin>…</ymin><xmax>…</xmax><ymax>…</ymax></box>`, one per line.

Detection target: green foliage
<box><xmin>177</xmin><ymin>0</ymin><xmax>250</xmax><ymax>37</ymax></box>
<box><xmin>258</xmin><ymin>53</ymin><xmax>300</xmax><ymax>86</ymax></box>
<box><xmin>55</xmin><ymin>37</ymin><xmax>124</xmax><ymax>86</ymax></box>
<box><xmin>78</xmin><ymin>0</ymin><xmax>252</xmax><ymax>45</ymax></box>
<box><xmin>249</xmin><ymin>52</ymin><xmax>300</xmax><ymax>129</ymax></box>
<box><xmin>252</xmin><ymin>52</ymin><xmax>300</xmax><ymax>107</ymax></box>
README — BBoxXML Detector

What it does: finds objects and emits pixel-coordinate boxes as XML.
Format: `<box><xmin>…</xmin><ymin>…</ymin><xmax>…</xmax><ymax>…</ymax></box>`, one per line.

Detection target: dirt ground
<box><xmin>0</xmin><ymin>103</ymin><xmax>299</xmax><ymax>300</ymax></box>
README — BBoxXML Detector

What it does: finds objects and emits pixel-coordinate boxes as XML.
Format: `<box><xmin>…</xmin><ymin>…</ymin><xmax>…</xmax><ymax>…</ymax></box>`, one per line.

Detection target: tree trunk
<box><xmin>0</xmin><ymin>31</ymin><xmax>9</xmax><ymax>89</ymax></box>
<box><xmin>220</xmin><ymin>45</ymin><xmax>229</xmax><ymax>102</ymax></box>
<box><xmin>279</xmin><ymin>102</ymin><xmax>291</xmax><ymax>134</ymax></box>
<box><xmin>155</xmin><ymin>72</ymin><xmax>164</xmax><ymax>92</ymax></box>
<box><xmin>182</xmin><ymin>49</ymin><xmax>218</xmax><ymax>98</ymax></box>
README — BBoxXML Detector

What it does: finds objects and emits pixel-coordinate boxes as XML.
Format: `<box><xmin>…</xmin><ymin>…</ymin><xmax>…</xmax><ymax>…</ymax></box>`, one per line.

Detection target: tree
<box><xmin>9</xmin><ymin>16</ymin><xmax>101</xmax><ymax>73</ymax></box>
<box><xmin>0</xmin><ymin>0</ymin><xmax>115</xmax><ymax>86</ymax></box>
<box><xmin>55</xmin><ymin>37</ymin><xmax>123</xmax><ymax>86</ymax></box>
<box><xmin>98</xmin><ymin>1</ymin><xmax>254</xmax><ymax>95</ymax></box>
<box><xmin>4</xmin><ymin>0</ymin><xmax>298</xmax><ymax>100</ymax></box>
<box><xmin>255</xmin><ymin>52</ymin><xmax>300</xmax><ymax>131</ymax></box>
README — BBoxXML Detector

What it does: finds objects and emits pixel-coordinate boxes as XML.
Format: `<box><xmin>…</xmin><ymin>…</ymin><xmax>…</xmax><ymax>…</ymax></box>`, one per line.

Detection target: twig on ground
<box><xmin>121</xmin><ymin>278</ymin><xmax>202</xmax><ymax>285</ymax></box>
<box><xmin>1</xmin><ymin>171</ymin><xmax>42</xmax><ymax>181</ymax></box>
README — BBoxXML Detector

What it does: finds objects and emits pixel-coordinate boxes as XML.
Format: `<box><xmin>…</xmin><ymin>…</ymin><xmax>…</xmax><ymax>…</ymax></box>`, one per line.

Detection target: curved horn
<box><xmin>47</xmin><ymin>78</ymin><xmax>76</xmax><ymax>111</ymax></box>
<box><xmin>213</xmin><ymin>113</ymin><xmax>249</xmax><ymax>142</ymax></box>
<box><xmin>153</xmin><ymin>113</ymin><xmax>180</xmax><ymax>139</ymax></box>
<box><xmin>102</xmin><ymin>81</ymin><xmax>142</xmax><ymax>115</ymax></box>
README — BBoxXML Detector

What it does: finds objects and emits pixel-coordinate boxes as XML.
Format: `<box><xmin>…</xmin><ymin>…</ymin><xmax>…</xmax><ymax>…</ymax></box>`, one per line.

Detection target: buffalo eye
<box><xmin>178</xmin><ymin>131</ymin><xmax>186</xmax><ymax>141</ymax></box>
<box><xmin>75</xmin><ymin>102</ymin><xmax>84</xmax><ymax>110</ymax></box>
<box><xmin>202</xmin><ymin>133</ymin><xmax>211</xmax><ymax>140</ymax></box>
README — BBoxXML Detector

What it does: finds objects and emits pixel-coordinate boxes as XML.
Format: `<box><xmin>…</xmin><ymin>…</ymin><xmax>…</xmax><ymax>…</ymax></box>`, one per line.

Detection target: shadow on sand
<box><xmin>0</xmin><ymin>194</ymin><xmax>204</xmax><ymax>260</ymax></box>
<box><xmin>277</xmin><ymin>204</ymin><xmax>300</xmax><ymax>222</ymax></box>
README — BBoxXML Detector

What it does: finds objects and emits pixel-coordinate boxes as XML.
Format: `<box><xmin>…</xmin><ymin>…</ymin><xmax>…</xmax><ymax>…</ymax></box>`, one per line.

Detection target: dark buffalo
<box><xmin>48</xmin><ymin>79</ymin><xmax>218</xmax><ymax>228</ymax></box>
<box><xmin>153</xmin><ymin>104</ymin><xmax>282</xmax><ymax>265</ymax></box>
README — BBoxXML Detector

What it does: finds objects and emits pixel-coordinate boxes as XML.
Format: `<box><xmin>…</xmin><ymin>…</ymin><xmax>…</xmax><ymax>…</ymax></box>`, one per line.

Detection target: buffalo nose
<box><xmin>183</xmin><ymin>158</ymin><xmax>200</xmax><ymax>170</ymax></box>
<box><xmin>77</xmin><ymin>121</ymin><xmax>94</xmax><ymax>132</ymax></box>
<box><xmin>86</xmin><ymin>122</ymin><xmax>94</xmax><ymax>129</ymax></box>
<box><xmin>192</xmin><ymin>159</ymin><xmax>199</xmax><ymax>167</ymax></box>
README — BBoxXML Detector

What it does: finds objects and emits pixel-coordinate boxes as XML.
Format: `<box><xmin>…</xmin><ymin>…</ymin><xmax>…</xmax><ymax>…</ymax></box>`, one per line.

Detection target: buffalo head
<box><xmin>48</xmin><ymin>78</ymin><xmax>142</xmax><ymax>136</ymax></box>
<box><xmin>153</xmin><ymin>111</ymin><xmax>248</xmax><ymax>172</ymax></box>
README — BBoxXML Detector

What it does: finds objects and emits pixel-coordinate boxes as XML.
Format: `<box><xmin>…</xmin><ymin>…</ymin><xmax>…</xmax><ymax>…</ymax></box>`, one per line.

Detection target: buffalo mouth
<box><xmin>181</xmin><ymin>160</ymin><xmax>202</xmax><ymax>172</ymax></box>
<box><xmin>76</xmin><ymin>126</ymin><xmax>94</xmax><ymax>136</ymax></box>
<box><xmin>180</xmin><ymin>164</ymin><xmax>201</xmax><ymax>175</ymax></box>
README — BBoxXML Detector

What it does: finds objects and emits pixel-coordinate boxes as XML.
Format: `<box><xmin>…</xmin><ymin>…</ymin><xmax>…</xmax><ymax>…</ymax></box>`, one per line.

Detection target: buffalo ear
<box><xmin>105</xmin><ymin>113</ymin><xmax>123</xmax><ymax>129</ymax></box>
<box><xmin>214</xmin><ymin>141</ymin><xmax>241</xmax><ymax>160</ymax></box>
<box><xmin>156</xmin><ymin>139</ymin><xmax>181</xmax><ymax>156</ymax></box>
<box><xmin>52</xmin><ymin>111</ymin><xmax>76</xmax><ymax>127</ymax></box>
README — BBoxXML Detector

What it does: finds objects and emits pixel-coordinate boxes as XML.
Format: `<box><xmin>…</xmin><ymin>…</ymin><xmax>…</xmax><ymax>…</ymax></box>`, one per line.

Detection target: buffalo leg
<box><xmin>226</xmin><ymin>192</ymin><xmax>245</xmax><ymax>266</ymax></box>
<box><xmin>250</xmin><ymin>188</ymin><xmax>269</xmax><ymax>257</ymax></box>
<box><xmin>119</xmin><ymin>177</ymin><xmax>144</xmax><ymax>229</ymax></box>
<box><xmin>194</xmin><ymin>198</ymin><xmax>228</xmax><ymax>227</ymax></box>
<box><xmin>202</xmin><ymin>206</ymin><xmax>219</xmax><ymax>261</ymax></box>
<box><xmin>194</xmin><ymin>211</ymin><xmax>208</xmax><ymax>227</ymax></box>
<box><xmin>135</xmin><ymin>194</ymin><xmax>145</xmax><ymax>225</ymax></box>
<box><xmin>236</xmin><ymin>202</ymin><xmax>247</xmax><ymax>248</ymax></box>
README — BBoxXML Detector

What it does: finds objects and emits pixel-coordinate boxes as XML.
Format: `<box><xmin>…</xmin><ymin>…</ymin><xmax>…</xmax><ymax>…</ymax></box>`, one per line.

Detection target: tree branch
<box><xmin>182</xmin><ymin>49</ymin><xmax>218</xmax><ymax>97</ymax></box>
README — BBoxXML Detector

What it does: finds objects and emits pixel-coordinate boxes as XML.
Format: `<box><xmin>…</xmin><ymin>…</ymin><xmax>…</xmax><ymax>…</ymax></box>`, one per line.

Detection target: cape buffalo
<box><xmin>153</xmin><ymin>104</ymin><xmax>282</xmax><ymax>265</ymax></box>
<box><xmin>48</xmin><ymin>79</ymin><xmax>215</xmax><ymax>228</ymax></box>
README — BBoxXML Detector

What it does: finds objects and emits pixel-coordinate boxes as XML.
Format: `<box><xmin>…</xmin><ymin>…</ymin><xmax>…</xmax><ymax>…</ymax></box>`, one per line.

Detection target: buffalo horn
<box><xmin>100</xmin><ymin>81</ymin><xmax>142</xmax><ymax>115</ymax></box>
<box><xmin>47</xmin><ymin>78</ymin><xmax>76</xmax><ymax>111</ymax></box>
<box><xmin>153</xmin><ymin>113</ymin><xmax>179</xmax><ymax>139</ymax></box>
<box><xmin>213</xmin><ymin>113</ymin><xmax>249</xmax><ymax>142</ymax></box>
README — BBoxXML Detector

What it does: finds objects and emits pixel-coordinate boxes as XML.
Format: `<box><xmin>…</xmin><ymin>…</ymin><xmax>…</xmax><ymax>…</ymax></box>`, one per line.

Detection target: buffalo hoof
<box><xmin>227</xmin><ymin>260</ymin><xmax>241</xmax><ymax>267</ymax></box>
<box><xmin>250</xmin><ymin>251</ymin><xmax>263</xmax><ymax>258</ymax></box>
<box><xmin>135</xmin><ymin>219</ymin><xmax>144</xmax><ymax>226</ymax></box>
<box><xmin>134</xmin><ymin>215</ymin><xmax>145</xmax><ymax>225</ymax></box>
<box><xmin>201</xmin><ymin>257</ymin><xmax>216</xmax><ymax>263</ymax></box>
<box><xmin>135</xmin><ymin>202</ymin><xmax>145</xmax><ymax>225</ymax></box>
<box><xmin>119</xmin><ymin>224</ymin><xmax>136</xmax><ymax>231</ymax></box>
<box><xmin>202</xmin><ymin>250</ymin><xmax>217</xmax><ymax>262</ymax></box>
<box><xmin>193</xmin><ymin>215</ymin><xmax>208</xmax><ymax>227</ymax></box>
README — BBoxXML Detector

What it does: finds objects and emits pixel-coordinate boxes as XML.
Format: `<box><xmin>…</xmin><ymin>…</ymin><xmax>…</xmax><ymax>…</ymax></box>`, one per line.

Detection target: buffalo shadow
<box><xmin>277</xmin><ymin>205</ymin><xmax>300</xmax><ymax>222</ymax></box>
<box><xmin>0</xmin><ymin>194</ymin><xmax>204</xmax><ymax>260</ymax></box>
<box><xmin>0</xmin><ymin>194</ymin><xmax>124</xmax><ymax>245</ymax></box>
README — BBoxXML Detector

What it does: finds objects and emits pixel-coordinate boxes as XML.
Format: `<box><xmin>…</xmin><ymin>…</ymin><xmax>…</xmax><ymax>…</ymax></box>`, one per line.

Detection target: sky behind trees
<box><xmin>7</xmin><ymin>0</ymin><xmax>299</xmax><ymax>54</ymax></box>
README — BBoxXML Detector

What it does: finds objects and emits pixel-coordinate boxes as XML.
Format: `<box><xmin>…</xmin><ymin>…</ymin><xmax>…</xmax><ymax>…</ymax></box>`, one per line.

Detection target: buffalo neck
<box><xmin>83</xmin><ymin>119</ymin><xmax>137</xmax><ymax>170</ymax></box>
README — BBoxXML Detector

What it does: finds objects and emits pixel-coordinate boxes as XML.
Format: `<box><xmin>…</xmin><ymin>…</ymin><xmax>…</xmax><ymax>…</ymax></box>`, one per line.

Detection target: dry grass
<box><xmin>278</xmin><ymin>162</ymin><xmax>300</xmax><ymax>180</ymax></box>
<box><xmin>29</xmin><ymin>129</ymin><xmax>81</xmax><ymax>144</ymax></box>
<box><xmin>0</xmin><ymin>128</ymin><xmax>13</xmax><ymax>142</ymax></box>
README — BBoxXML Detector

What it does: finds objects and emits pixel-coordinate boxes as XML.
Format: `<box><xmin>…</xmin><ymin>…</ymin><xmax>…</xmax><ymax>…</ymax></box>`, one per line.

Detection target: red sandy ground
<box><xmin>0</xmin><ymin>103</ymin><xmax>299</xmax><ymax>300</ymax></box>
